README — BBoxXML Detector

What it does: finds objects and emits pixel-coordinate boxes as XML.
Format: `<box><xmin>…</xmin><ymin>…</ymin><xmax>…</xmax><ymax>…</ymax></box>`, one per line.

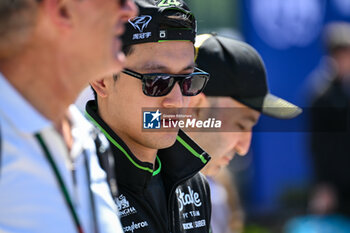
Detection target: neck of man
<box><xmin>0</xmin><ymin>43</ymin><xmax>80</xmax><ymax>124</ymax></box>
<box><xmin>120</xmin><ymin>135</ymin><xmax>158</xmax><ymax>167</ymax></box>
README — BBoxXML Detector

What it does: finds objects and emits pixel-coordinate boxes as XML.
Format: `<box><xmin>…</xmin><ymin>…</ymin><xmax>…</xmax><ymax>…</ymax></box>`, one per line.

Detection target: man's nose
<box><xmin>161</xmin><ymin>83</ymin><xmax>184</xmax><ymax>108</ymax></box>
<box><xmin>234</xmin><ymin>131</ymin><xmax>252</xmax><ymax>156</ymax></box>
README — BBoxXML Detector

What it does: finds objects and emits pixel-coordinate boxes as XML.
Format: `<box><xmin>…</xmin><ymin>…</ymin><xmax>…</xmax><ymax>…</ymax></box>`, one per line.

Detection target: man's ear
<box><xmin>90</xmin><ymin>79</ymin><xmax>108</xmax><ymax>98</ymax></box>
<box><xmin>43</xmin><ymin>0</ymin><xmax>73</xmax><ymax>30</ymax></box>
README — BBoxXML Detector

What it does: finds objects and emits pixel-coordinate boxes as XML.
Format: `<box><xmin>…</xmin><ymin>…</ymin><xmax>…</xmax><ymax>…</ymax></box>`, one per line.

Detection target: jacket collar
<box><xmin>85</xmin><ymin>100</ymin><xmax>210</xmax><ymax>193</ymax></box>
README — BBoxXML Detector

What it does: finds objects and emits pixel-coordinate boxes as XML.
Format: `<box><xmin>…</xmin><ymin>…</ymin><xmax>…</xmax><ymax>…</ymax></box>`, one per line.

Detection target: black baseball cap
<box><xmin>195</xmin><ymin>34</ymin><xmax>302</xmax><ymax>119</ymax></box>
<box><xmin>121</xmin><ymin>0</ymin><xmax>196</xmax><ymax>47</ymax></box>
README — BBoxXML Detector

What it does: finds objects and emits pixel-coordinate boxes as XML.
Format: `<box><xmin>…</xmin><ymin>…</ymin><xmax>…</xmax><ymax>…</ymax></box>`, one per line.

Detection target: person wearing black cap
<box><xmin>190</xmin><ymin>34</ymin><xmax>301</xmax><ymax>176</ymax></box>
<box><xmin>187</xmin><ymin>34</ymin><xmax>302</xmax><ymax>232</ymax></box>
<box><xmin>87</xmin><ymin>1</ymin><xmax>212</xmax><ymax>232</ymax></box>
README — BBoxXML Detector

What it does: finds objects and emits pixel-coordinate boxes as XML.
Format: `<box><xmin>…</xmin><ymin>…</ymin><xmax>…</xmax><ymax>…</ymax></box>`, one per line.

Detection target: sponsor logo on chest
<box><xmin>116</xmin><ymin>194</ymin><xmax>137</xmax><ymax>218</ymax></box>
<box><xmin>176</xmin><ymin>186</ymin><xmax>202</xmax><ymax>211</ymax></box>
<box><xmin>123</xmin><ymin>221</ymin><xmax>149</xmax><ymax>233</ymax></box>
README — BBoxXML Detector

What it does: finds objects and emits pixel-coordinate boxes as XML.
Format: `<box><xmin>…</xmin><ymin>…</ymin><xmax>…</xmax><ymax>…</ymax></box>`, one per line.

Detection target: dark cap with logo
<box><xmin>121</xmin><ymin>0</ymin><xmax>196</xmax><ymax>47</ymax></box>
<box><xmin>195</xmin><ymin>34</ymin><xmax>302</xmax><ymax>119</ymax></box>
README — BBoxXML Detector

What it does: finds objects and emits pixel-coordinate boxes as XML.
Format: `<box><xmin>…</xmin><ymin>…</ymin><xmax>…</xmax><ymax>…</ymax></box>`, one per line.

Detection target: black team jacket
<box><xmin>86</xmin><ymin>100</ymin><xmax>212</xmax><ymax>233</ymax></box>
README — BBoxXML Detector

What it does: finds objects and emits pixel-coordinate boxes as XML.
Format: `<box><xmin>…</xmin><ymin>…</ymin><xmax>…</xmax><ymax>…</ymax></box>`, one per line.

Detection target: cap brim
<box><xmin>261</xmin><ymin>94</ymin><xmax>302</xmax><ymax>119</ymax></box>
<box><xmin>237</xmin><ymin>94</ymin><xmax>302</xmax><ymax>119</ymax></box>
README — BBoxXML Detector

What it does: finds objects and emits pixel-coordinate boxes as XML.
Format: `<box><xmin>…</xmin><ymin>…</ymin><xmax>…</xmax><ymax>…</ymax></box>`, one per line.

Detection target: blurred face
<box><xmin>333</xmin><ymin>47</ymin><xmax>350</xmax><ymax>79</ymax></box>
<box><xmin>62</xmin><ymin>0</ymin><xmax>137</xmax><ymax>88</ymax></box>
<box><xmin>97</xmin><ymin>41</ymin><xmax>195</xmax><ymax>157</ymax></box>
<box><xmin>189</xmin><ymin>97</ymin><xmax>260</xmax><ymax>176</ymax></box>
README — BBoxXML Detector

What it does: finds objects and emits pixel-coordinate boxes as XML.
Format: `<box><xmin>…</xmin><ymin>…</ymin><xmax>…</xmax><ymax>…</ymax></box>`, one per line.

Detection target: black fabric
<box><xmin>86</xmin><ymin>100</ymin><xmax>212</xmax><ymax>233</ymax></box>
<box><xmin>121</xmin><ymin>0</ymin><xmax>196</xmax><ymax>47</ymax></box>
<box><xmin>144</xmin><ymin>173</ymin><xmax>168</xmax><ymax>226</ymax></box>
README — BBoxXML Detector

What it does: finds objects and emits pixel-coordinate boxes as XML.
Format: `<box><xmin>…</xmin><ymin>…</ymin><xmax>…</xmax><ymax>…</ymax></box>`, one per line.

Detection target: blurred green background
<box><xmin>188</xmin><ymin>0</ymin><xmax>239</xmax><ymax>33</ymax></box>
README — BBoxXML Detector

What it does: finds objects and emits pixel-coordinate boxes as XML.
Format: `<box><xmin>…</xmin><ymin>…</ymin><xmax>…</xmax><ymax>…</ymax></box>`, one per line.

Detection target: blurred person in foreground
<box><xmin>187</xmin><ymin>34</ymin><xmax>302</xmax><ymax>233</ymax></box>
<box><xmin>0</xmin><ymin>0</ymin><xmax>137</xmax><ymax>232</ymax></box>
<box><xmin>87</xmin><ymin>0</ymin><xmax>212</xmax><ymax>232</ymax></box>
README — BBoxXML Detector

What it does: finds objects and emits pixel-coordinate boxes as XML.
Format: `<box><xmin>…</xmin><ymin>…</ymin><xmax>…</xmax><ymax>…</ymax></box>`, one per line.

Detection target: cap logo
<box><xmin>128</xmin><ymin>15</ymin><xmax>152</xmax><ymax>33</ymax></box>
<box><xmin>157</xmin><ymin>0</ymin><xmax>182</xmax><ymax>7</ymax></box>
<box><xmin>159</xmin><ymin>30</ymin><xmax>167</xmax><ymax>39</ymax></box>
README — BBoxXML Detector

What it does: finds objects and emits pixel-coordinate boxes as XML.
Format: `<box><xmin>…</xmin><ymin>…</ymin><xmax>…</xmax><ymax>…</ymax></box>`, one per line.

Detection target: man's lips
<box><xmin>113</xmin><ymin>22</ymin><xmax>125</xmax><ymax>59</ymax></box>
<box><xmin>222</xmin><ymin>154</ymin><xmax>235</xmax><ymax>164</ymax></box>
<box><xmin>115</xmin><ymin>22</ymin><xmax>126</xmax><ymax>37</ymax></box>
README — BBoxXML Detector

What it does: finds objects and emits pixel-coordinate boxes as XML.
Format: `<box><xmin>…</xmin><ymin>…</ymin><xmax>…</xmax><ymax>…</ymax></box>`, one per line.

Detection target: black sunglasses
<box><xmin>121</xmin><ymin>67</ymin><xmax>210</xmax><ymax>97</ymax></box>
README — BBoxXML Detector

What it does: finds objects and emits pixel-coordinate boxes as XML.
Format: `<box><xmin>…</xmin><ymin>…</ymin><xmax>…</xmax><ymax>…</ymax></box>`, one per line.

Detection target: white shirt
<box><xmin>0</xmin><ymin>73</ymin><xmax>123</xmax><ymax>233</ymax></box>
<box><xmin>75</xmin><ymin>86</ymin><xmax>94</xmax><ymax>113</ymax></box>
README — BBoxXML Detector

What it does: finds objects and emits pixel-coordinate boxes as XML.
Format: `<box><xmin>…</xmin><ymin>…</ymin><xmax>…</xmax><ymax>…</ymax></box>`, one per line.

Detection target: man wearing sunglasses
<box><xmin>86</xmin><ymin>0</ymin><xmax>212</xmax><ymax>232</ymax></box>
